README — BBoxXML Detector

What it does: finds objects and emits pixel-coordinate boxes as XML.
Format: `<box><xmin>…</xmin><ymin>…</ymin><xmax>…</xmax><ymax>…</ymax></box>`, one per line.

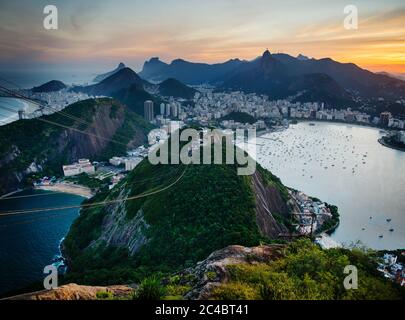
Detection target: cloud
<box><xmin>0</xmin><ymin>0</ymin><xmax>404</xmax><ymax>73</ymax></box>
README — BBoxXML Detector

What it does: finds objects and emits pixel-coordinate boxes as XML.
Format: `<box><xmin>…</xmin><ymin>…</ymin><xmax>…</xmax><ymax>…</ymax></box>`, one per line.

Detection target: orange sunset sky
<box><xmin>0</xmin><ymin>0</ymin><xmax>404</xmax><ymax>74</ymax></box>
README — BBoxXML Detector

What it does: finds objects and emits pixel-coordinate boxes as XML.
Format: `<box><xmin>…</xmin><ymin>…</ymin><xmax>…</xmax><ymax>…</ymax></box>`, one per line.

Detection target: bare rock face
<box><xmin>4</xmin><ymin>283</ymin><xmax>134</xmax><ymax>300</ymax></box>
<box><xmin>251</xmin><ymin>171</ymin><xmax>289</xmax><ymax>238</ymax></box>
<box><xmin>87</xmin><ymin>186</ymin><xmax>149</xmax><ymax>256</ymax></box>
<box><xmin>67</xmin><ymin>101</ymin><xmax>125</xmax><ymax>160</ymax></box>
<box><xmin>181</xmin><ymin>244</ymin><xmax>285</xmax><ymax>300</ymax></box>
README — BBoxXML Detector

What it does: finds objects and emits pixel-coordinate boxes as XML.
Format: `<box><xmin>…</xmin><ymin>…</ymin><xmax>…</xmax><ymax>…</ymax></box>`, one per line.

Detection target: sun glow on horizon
<box><xmin>0</xmin><ymin>0</ymin><xmax>404</xmax><ymax>74</ymax></box>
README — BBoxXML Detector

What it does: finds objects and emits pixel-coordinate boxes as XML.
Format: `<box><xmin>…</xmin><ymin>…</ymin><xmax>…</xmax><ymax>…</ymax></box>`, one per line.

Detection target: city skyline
<box><xmin>0</xmin><ymin>0</ymin><xmax>404</xmax><ymax>75</ymax></box>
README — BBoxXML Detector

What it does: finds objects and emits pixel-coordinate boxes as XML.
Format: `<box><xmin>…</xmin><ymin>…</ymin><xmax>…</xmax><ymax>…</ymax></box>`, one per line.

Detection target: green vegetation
<box><xmin>61</xmin><ymin>133</ymin><xmax>402</xmax><ymax>300</ymax></box>
<box><xmin>162</xmin><ymin>274</ymin><xmax>193</xmax><ymax>300</ymax></box>
<box><xmin>220</xmin><ymin>112</ymin><xmax>256</xmax><ymax>125</ymax></box>
<box><xmin>112</xmin><ymin>84</ymin><xmax>165</xmax><ymax>117</ymax></box>
<box><xmin>0</xmin><ymin>98</ymin><xmax>152</xmax><ymax>195</ymax></box>
<box><xmin>132</xmin><ymin>276</ymin><xmax>166</xmax><ymax>300</ymax></box>
<box><xmin>96</xmin><ymin>291</ymin><xmax>114</xmax><ymax>300</ymax></box>
<box><xmin>95</xmin><ymin>108</ymin><xmax>154</xmax><ymax>161</ymax></box>
<box><xmin>63</xmin><ymin>159</ymin><xmax>268</xmax><ymax>284</ymax></box>
<box><xmin>64</xmin><ymin>173</ymin><xmax>106</xmax><ymax>191</ymax></box>
<box><xmin>317</xmin><ymin>203</ymin><xmax>340</xmax><ymax>234</ymax></box>
<box><xmin>0</xmin><ymin>99</ymin><xmax>99</xmax><ymax>194</ymax></box>
<box><xmin>132</xmin><ymin>164</ymin><xmax>264</xmax><ymax>273</ymax></box>
<box><xmin>209</xmin><ymin>240</ymin><xmax>404</xmax><ymax>300</ymax></box>
<box><xmin>256</xmin><ymin>165</ymin><xmax>290</xmax><ymax>202</ymax></box>
<box><xmin>32</xmin><ymin>80</ymin><xmax>66</xmax><ymax>93</ymax></box>
<box><xmin>205</xmin><ymin>271</ymin><xmax>217</xmax><ymax>281</ymax></box>
<box><xmin>63</xmin><ymin>137</ymin><xmax>297</xmax><ymax>286</ymax></box>
<box><xmin>381</xmin><ymin>135</ymin><xmax>405</xmax><ymax>151</ymax></box>
<box><xmin>158</xmin><ymin>78</ymin><xmax>197</xmax><ymax>99</ymax></box>
<box><xmin>212</xmin><ymin>282</ymin><xmax>260</xmax><ymax>300</ymax></box>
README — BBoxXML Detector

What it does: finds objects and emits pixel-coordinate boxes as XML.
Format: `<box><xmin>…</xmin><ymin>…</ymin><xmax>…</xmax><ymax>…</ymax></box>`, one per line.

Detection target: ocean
<box><xmin>247</xmin><ymin>121</ymin><xmax>405</xmax><ymax>250</ymax></box>
<box><xmin>0</xmin><ymin>190</ymin><xmax>84</xmax><ymax>295</ymax></box>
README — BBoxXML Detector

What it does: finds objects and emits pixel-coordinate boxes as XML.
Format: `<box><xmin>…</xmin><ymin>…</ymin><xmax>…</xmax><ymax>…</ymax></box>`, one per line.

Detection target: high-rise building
<box><xmin>144</xmin><ymin>100</ymin><xmax>154</xmax><ymax>122</ymax></box>
<box><xmin>166</xmin><ymin>104</ymin><xmax>171</xmax><ymax>117</ymax></box>
<box><xmin>171</xmin><ymin>104</ymin><xmax>178</xmax><ymax>118</ymax></box>
<box><xmin>160</xmin><ymin>103</ymin><xmax>165</xmax><ymax>115</ymax></box>
<box><xmin>380</xmin><ymin>112</ymin><xmax>392</xmax><ymax>127</ymax></box>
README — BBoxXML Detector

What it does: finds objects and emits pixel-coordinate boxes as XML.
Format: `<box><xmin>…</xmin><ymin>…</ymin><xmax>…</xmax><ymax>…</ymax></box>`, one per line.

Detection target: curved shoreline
<box><xmin>294</xmin><ymin>118</ymin><xmax>384</xmax><ymax>130</ymax></box>
<box><xmin>378</xmin><ymin>138</ymin><xmax>405</xmax><ymax>152</ymax></box>
<box><xmin>0</xmin><ymin>187</ymin><xmax>86</xmax><ymax>298</ymax></box>
<box><xmin>34</xmin><ymin>183</ymin><xmax>94</xmax><ymax>199</ymax></box>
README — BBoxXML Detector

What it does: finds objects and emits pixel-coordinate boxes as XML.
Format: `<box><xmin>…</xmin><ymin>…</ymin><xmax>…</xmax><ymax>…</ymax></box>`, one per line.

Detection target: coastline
<box><xmin>34</xmin><ymin>183</ymin><xmax>91</xmax><ymax>289</ymax></box>
<box><xmin>34</xmin><ymin>182</ymin><xmax>94</xmax><ymax>199</ymax></box>
<box><xmin>378</xmin><ymin>138</ymin><xmax>405</xmax><ymax>152</ymax></box>
<box><xmin>293</xmin><ymin>118</ymin><xmax>384</xmax><ymax>131</ymax></box>
<box><xmin>0</xmin><ymin>186</ymin><xmax>87</xmax><ymax>297</ymax></box>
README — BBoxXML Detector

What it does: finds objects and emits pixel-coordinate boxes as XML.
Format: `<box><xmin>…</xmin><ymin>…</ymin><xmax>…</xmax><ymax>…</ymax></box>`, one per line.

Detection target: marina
<box><xmin>244</xmin><ymin>121</ymin><xmax>405</xmax><ymax>250</ymax></box>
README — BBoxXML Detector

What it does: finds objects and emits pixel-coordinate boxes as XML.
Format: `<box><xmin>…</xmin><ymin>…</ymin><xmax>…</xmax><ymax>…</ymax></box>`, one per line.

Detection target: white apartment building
<box><xmin>63</xmin><ymin>159</ymin><xmax>95</xmax><ymax>177</ymax></box>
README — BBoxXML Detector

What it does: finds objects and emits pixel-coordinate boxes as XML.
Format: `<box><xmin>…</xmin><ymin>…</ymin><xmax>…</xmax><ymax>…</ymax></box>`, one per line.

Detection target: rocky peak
<box><xmin>181</xmin><ymin>244</ymin><xmax>285</xmax><ymax>299</ymax></box>
<box><xmin>297</xmin><ymin>54</ymin><xmax>310</xmax><ymax>61</ymax></box>
<box><xmin>262</xmin><ymin>49</ymin><xmax>271</xmax><ymax>58</ymax></box>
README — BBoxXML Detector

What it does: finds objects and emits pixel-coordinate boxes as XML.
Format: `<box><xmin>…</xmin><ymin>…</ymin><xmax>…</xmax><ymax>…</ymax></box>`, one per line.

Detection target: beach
<box><xmin>35</xmin><ymin>182</ymin><xmax>93</xmax><ymax>199</ymax></box>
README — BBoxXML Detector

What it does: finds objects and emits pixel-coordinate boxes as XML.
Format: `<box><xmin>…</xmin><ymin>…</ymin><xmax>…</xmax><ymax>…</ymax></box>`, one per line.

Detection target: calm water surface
<box><xmin>0</xmin><ymin>190</ymin><xmax>83</xmax><ymax>295</ymax></box>
<box><xmin>248</xmin><ymin>122</ymin><xmax>405</xmax><ymax>250</ymax></box>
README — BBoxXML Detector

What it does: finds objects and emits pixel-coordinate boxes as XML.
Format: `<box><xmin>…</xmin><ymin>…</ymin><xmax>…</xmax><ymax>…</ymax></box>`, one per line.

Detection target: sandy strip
<box><xmin>35</xmin><ymin>183</ymin><xmax>93</xmax><ymax>199</ymax></box>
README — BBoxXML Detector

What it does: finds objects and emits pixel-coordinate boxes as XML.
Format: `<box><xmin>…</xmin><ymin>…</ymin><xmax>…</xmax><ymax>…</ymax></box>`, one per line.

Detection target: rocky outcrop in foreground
<box><xmin>4</xmin><ymin>284</ymin><xmax>134</xmax><ymax>300</ymax></box>
<box><xmin>180</xmin><ymin>244</ymin><xmax>285</xmax><ymax>300</ymax></box>
<box><xmin>4</xmin><ymin>244</ymin><xmax>285</xmax><ymax>300</ymax></box>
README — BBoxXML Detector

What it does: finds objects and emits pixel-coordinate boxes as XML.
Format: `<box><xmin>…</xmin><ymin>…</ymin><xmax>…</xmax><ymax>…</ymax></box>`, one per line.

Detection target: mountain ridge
<box><xmin>140</xmin><ymin>50</ymin><xmax>405</xmax><ymax>104</ymax></box>
<box><xmin>0</xmin><ymin>98</ymin><xmax>153</xmax><ymax>196</ymax></box>
<box><xmin>157</xmin><ymin>78</ymin><xmax>198</xmax><ymax>99</ymax></box>
<box><xmin>74</xmin><ymin>68</ymin><xmax>148</xmax><ymax>96</ymax></box>
<box><xmin>140</xmin><ymin>57</ymin><xmax>245</xmax><ymax>84</ymax></box>
<box><xmin>93</xmin><ymin>63</ymin><xmax>126</xmax><ymax>83</ymax></box>
<box><xmin>32</xmin><ymin>80</ymin><xmax>66</xmax><ymax>93</ymax></box>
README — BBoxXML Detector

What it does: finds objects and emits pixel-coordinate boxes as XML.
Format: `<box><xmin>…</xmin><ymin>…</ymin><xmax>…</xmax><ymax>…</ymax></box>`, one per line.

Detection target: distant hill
<box><xmin>297</xmin><ymin>54</ymin><xmax>310</xmax><ymax>61</ymax></box>
<box><xmin>141</xmin><ymin>50</ymin><xmax>405</xmax><ymax>104</ymax></box>
<box><xmin>112</xmin><ymin>84</ymin><xmax>163</xmax><ymax>116</ymax></box>
<box><xmin>139</xmin><ymin>57</ymin><xmax>245</xmax><ymax>84</ymax></box>
<box><xmin>288</xmin><ymin>73</ymin><xmax>354</xmax><ymax>107</ymax></box>
<box><xmin>73</xmin><ymin>68</ymin><xmax>148</xmax><ymax>96</ymax></box>
<box><xmin>219</xmin><ymin>50</ymin><xmax>290</xmax><ymax>98</ymax></box>
<box><xmin>32</xmin><ymin>80</ymin><xmax>66</xmax><ymax>93</ymax></box>
<box><xmin>138</xmin><ymin>58</ymin><xmax>168</xmax><ymax>81</ymax></box>
<box><xmin>93</xmin><ymin>63</ymin><xmax>126</xmax><ymax>83</ymax></box>
<box><xmin>220</xmin><ymin>111</ymin><xmax>256</xmax><ymax>124</ymax></box>
<box><xmin>157</xmin><ymin>78</ymin><xmax>197</xmax><ymax>99</ymax></box>
<box><xmin>377</xmin><ymin>71</ymin><xmax>405</xmax><ymax>82</ymax></box>
<box><xmin>220</xmin><ymin>51</ymin><xmax>355</xmax><ymax>106</ymax></box>
<box><xmin>0</xmin><ymin>98</ymin><xmax>153</xmax><ymax>196</ymax></box>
